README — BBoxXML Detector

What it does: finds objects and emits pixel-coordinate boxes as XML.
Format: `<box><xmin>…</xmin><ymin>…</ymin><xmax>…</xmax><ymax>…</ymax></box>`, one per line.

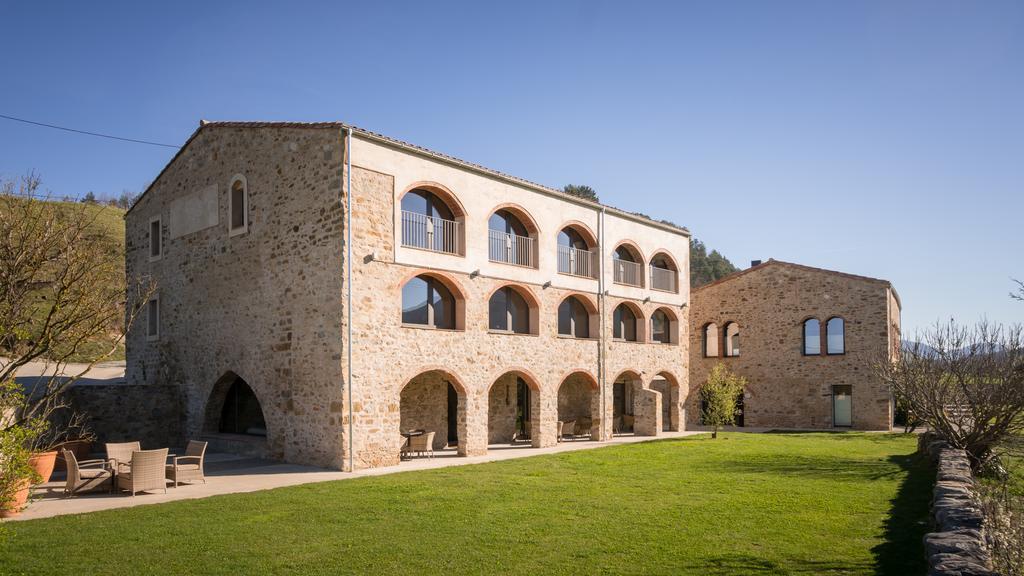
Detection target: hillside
<box><xmin>22</xmin><ymin>200</ymin><xmax>126</xmax><ymax>362</ymax></box>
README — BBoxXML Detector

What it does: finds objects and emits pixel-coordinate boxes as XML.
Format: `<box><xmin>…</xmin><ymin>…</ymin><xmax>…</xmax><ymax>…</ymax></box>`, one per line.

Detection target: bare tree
<box><xmin>1013</xmin><ymin>278</ymin><xmax>1023</xmax><ymax>302</ymax></box>
<box><xmin>875</xmin><ymin>320</ymin><xmax>1024</xmax><ymax>468</ymax></box>
<box><xmin>0</xmin><ymin>174</ymin><xmax>153</xmax><ymax>445</ymax></box>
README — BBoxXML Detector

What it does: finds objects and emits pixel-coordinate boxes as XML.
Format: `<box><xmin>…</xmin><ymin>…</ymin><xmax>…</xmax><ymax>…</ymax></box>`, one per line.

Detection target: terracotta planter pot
<box><xmin>0</xmin><ymin>479</ymin><xmax>31</xmax><ymax>518</ymax></box>
<box><xmin>28</xmin><ymin>450</ymin><xmax>58</xmax><ymax>484</ymax></box>
<box><xmin>54</xmin><ymin>439</ymin><xmax>93</xmax><ymax>473</ymax></box>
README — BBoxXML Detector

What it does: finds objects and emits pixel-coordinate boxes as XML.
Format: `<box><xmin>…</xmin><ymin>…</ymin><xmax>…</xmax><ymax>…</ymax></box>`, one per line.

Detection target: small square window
<box><xmin>146</xmin><ymin>297</ymin><xmax>160</xmax><ymax>340</ymax></box>
<box><xmin>149</xmin><ymin>217</ymin><xmax>162</xmax><ymax>260</ymax></box>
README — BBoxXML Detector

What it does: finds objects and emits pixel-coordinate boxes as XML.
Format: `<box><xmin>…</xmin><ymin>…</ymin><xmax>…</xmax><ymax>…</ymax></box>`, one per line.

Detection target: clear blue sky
<box><xmin>1</xmin><ymin>1</ymin><xmax>1021</xmax><ymax>335</ymax></box>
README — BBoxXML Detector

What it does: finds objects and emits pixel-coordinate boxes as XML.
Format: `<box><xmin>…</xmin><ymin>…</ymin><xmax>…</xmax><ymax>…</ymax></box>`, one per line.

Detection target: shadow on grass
<box><xmin>872</xmin><ymin>452</ymin><xmax>934</xmax><ymax>576</ymax></box>
<box><xmin>702</xmin><ymin>452</ymin><xmax>908</xmax><ymax>482</ymax></box>
<box><xmin>679</xmin><ymin>553</ymin><xmax>872</xmax><ymax>575</ymax></box>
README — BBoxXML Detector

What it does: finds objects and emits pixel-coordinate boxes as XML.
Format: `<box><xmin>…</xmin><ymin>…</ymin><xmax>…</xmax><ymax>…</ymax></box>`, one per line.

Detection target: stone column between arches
<box><xmin>633</xmin><ymin>387</ymin><xmax>663</xmax><ymax>436</ymax></box>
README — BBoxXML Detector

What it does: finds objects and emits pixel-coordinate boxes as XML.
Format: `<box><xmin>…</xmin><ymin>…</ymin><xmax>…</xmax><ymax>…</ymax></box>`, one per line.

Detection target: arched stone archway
<box><xmin>201</xmin><ymin>371</ymin><xmax>270</xmax><ymax>458</ymax></box>
<box><xmin>487</xmin><ymin>372</ymin><xmax>542</xmax><ymax>448</ymax></box>
<box><xmin>650</xmin><ymin>372</ymin><xmax>684</xmax><ymax>432</ymax></box>
<box><xmin>398</xmin><ymin>369</ymin><xmax>471</xmax><ymax>456</ymax></box>
<box><xmin>557</xmin><ymin>372</ymin><xmax>600</xmax><ymax>441</ymax></box>
<box><xmin>613</xmin><ymin>371</ymin><xmax>661</xmax><ymax>437</ymax></box>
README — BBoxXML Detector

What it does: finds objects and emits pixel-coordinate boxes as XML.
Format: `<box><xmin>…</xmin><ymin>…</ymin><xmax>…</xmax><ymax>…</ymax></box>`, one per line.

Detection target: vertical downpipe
<box><xmin>598</xmin><ymin>207</ymin><xmax>607</xmax><ymax>439</ymax></box>
<box><xmin>345</xmin><ymin>128</ymin><xmax>354</xmax><ymax>472</ymax></box>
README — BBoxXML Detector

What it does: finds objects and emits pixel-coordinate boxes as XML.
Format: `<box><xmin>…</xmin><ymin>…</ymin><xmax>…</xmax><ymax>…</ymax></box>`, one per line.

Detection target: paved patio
<box><xmin>13</xmin><ymin>430</ymin><xmax>705</xmax><ymax>521</ymax></box>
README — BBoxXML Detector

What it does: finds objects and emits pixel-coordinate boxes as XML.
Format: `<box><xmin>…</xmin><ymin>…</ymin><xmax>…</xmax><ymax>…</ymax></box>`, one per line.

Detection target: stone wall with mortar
<box><xmin>61</xmin><ymin>383</ymin><xmax>183</xmax><ymax>450</ymax></box>
<box><xmin>687</xmin><ymin>261</ymin><xmax>900</xmax><ymax>430</ymax></box>
<box><xmin>125</xmin><ymin>125</ymin><xmax>348</xmax><ymax>468</ymax></box>
<box><xmin>344</xmin><ymin>133</ymin><xmax>691</xmax><ymax>469</ymax></box>
<box><xmin>124</xmin><ymin>123</ymin><xmax>691</xmax><ymax>472</ymax></box>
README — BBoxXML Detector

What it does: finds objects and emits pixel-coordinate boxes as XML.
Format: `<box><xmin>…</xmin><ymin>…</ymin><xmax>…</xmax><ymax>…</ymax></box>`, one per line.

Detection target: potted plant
<box><xmin>1</xmin><ymin>379</ymin><xmax>46</xmax><ymax>518</ymax></box>
<box><xmin>28</xmin><ymin>411</ymin><xmax>95</xmax><ymax>483</ymax></box>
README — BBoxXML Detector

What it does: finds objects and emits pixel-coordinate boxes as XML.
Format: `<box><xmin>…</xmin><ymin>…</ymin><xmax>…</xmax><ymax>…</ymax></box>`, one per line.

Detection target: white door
<box><xmin>833</xmin><ymin>385</ymin><xmax>852</xmax><ymax>427</ymax></box>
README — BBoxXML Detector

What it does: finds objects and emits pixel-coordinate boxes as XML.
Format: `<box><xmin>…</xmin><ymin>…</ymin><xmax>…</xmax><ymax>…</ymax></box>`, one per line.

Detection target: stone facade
<box><xmin>125</xmin><ymin>121</ymin><xmax>691</xmax><ymax>471</ymax></box>
<box><xmin>687</xmin><ymin>260</ymin><xmax>901</xmax><ymax>430</ymax></box>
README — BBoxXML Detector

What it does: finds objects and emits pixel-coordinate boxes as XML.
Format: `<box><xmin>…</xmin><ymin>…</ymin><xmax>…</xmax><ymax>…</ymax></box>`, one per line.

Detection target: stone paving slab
<box><xmin>10</xmin><ymin>430</ymin><xmax>704</xmax><ymax>521</ymax></box>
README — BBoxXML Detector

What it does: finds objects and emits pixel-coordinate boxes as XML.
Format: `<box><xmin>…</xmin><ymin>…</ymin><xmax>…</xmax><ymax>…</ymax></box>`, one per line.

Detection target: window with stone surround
<box><xmin>402</xmin><ymin>275</ymin><xmax>456</xmax><ymax>330</ymax></box>
<box><xmin>724</xmin><ymin>322</ymin><xmax>740</xmax><ymax>356</ymax></box>
<box><xmin>229</xmin><ymin>175</ymin><xmax>247</xmax><ymax>236</ymax></box>
<box><xmin>803</xmin><ymin>318</ymin><xmax>821</xmax><ymax>355</ymax></box>
<box><xmin>826</xmin><ymin>317</ymin><xmax>845</xmax><ymax>355</ymax></box>
<box><xmin>651</xmin><ymin>308</ymin><xmax>672</xmax><ymax>344</ymax></box>
<box><xmin>612</xmin><ymin>303</ymin><xmax>640</xmax><ymax>342</ymax></box>
<box><xmin>148</xmin><ymin>216</ymin><xmax>162</xmax><ymax>261</ymax></box>
<box><xmin>557</xmin><ymin>296</ymin><xmax>591</xmax><ymax>338</ymax></box>
<box><xmin>488</xmin><ymin>285</ymin><xmax>534</xmax><ymax>334</ymax></box>
<box><xmin>703</xmin><ymin>322</ymin><xmax>719</xmax><ymax>357</ymax></box>
<box><xmin>146</xmin><ymin>295</ymin><xmax>160</xmax><ymax>340</ymax></box>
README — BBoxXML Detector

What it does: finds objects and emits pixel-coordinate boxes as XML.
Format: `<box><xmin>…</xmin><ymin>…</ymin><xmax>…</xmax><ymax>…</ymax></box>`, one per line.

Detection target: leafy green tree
<box><xmin>562</xmin><ymin>184</ymin><xmax>599</xmax><ymax>202</ymax></box>
<box><xmin>701</xmin><ymin>363</ymin><xmax>747</xmax><ymax>439</ymax></box>
<box><xmin>690</xmin><ymin>238</ymin><xmax>738</xmax><ymax>288</ymax></box>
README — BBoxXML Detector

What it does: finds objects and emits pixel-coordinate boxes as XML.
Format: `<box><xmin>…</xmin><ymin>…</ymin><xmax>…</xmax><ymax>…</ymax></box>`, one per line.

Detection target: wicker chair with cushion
<box><xmin>105</xmin><ymin>441</ymin><xmax>141</xmax><ymax>475</ymax></box>
<box><xmin>574</xmin><ymin>419</ymin><xmax>592</xmax><ymax>439</ymax></box>
<box><xmin>62</xmin><ymin>449</ymin><xmax>113</xmax><ymax>497</ymax></box>
<box><xmin>166</xmin><ymin>440</ymin><xmax>207</xmax><ymax>487</ymax></box>
<box><xmin>408</xmin><ymin>431</ymin><xmax>435</xmax><ymax>458</ymax></box>
<box><xmin>623</xmin><ymin>414</ymin><xmax>635</xmax><ymax>433</ymax></box>
<box><xmin>117</xmin><ymin>448</ymin><xmax>169</xmax><ymax>496</ymax></box>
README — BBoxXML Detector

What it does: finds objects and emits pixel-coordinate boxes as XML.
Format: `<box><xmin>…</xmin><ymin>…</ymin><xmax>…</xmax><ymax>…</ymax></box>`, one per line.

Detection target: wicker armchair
<box><xmin>105</xmin><ymin>441</ymin><xmax>141</xmax><ymax>474</ymax></box>
<box><xmin>561</xmin><ymin>420</ymin><xmax>577</xmax><ymax>441</ymax></box>
<box><xmin>166</xmin><ymin>440</ymin><xmax>207</xmax><ymax>487</ymax></box>
<box><xmin>623</xmin><ymin>414</ymin><xmax>635</xmax><ymax>433</ymax></box>
<box><xmin>62</xmin><ymin>449</ymin><xmax>112</xmax><ymax>497</ymax></box>
<box><xmin>408</xmin><ymin>431</ymin><xmax>435</xmax><ymax>458</ymax></box>
<box><xmin>117</xmin><ymin>448</ymin><xmax>169</xmax><ymax>496</ymax></box>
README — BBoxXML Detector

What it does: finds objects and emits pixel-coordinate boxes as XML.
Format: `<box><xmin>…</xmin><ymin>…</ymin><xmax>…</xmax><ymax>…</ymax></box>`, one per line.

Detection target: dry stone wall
<box><xmin>919</xmin><ymin>433</ymin><xmax>997</xmax><ymax>576</ymax></box>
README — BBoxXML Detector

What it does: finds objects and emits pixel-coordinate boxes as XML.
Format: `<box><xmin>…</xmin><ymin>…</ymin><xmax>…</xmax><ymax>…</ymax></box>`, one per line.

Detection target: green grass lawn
<box><xmin>0</xmin><ymin>433</ymin><xmax>932</xmax><ymax>575</ymax></box>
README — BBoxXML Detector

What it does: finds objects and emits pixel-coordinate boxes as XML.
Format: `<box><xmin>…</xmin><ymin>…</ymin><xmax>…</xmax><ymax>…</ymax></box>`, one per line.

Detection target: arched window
<box><xmin>826</xmin><ymin>317</ymin><xmax>845</xmax><ymax>355</ymax></box>
<box><xmin>488</xmin><ymin>209</ymin><xmax>535</xmax><ymax>267</ymax></box>
<box><xmin>400</xmin><ymin>188</ymin><xmax>460</xmax><ymax>255</ymax></box>
<box><xmin>558</xmin><ymin>296</ymin><xmax>591</xmax><ymax>338</ymax></box>
<box><xmin>229</xmin><ymin>175</ymin><xmax>248</xmax><ymax>235</ymax></box>
<box><xmin>649</xmin><ymin>253</ymin><xmax>679</xmax><ymax>293</ymax></box>
<box><xmin>703</xmin><ymin>323</ymin><xmax>719</xmax><ymax>357</ymax></box>
<box><xmin>612</xmin><ymin>244</ymin><xmax>643</xmax><ymax>287</ymax></box>
<box><xmin>651</xmin><ymin>309</ymin><xmax>671</xmax><ymax>344</ymax></box>
<box><xmin>557</xmin><ymin>226</ymin><xmax>596</xmax><ymax>278</ymax></box>
<box><xmin>803</xmin><ymin>318</ymin><xmax>821</xmax><ymax>356</ymax></box>
<box><xmin>724</xmin><ymin>322</ymin><xmax>740</xmax><ymax>357</ymax></box>
<box><xmin>401</xmin><ymin>275</ymin><xmax>456</xmax><ymax>329</ymax></box>
<box><xmin>613</xmin><ymin>303</ymin><xmax>639</xmax><ymax>342</ymax></box>
<box><xmin>489</xmin><ymin>286</ymin><xmax>530</xmax><ymax>334</ymax></box>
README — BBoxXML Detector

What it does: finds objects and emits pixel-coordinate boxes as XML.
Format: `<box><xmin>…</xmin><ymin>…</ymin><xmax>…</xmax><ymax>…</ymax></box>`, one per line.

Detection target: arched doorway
<box><xmin>202</xmin><ymin>372</ymin><xmax>270</xmax><ymax>458</ymax></box>
<box><xmin>613</xmin><ymin>370</ymin><xmax>661</xmax><ymax>436</ymax></box>
<box><xmin>487</xmin><ymin>371</ymin><xmax>542</xmax><ymax>448</ymax></box>
<box><xmin>204</xmin><ymin>372</ymin><xmax>267</xmax><ymax>437</ymax></box>
<box><xmin>399</xmin><ymin>369</ymin><xmax>468</xmax><ymax>456</ymax></box>
<box><xmin>557</xmin><ymin>372</ymin><xmax>600</xmax><ymax>441</ymax></box>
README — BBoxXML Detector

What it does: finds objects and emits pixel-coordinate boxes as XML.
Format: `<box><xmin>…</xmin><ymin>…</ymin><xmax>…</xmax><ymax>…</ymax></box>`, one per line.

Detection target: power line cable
<box><xmin>0</xmin><ymin>113</ymin><xmax>179</xmax><ymax>149</ymax></box>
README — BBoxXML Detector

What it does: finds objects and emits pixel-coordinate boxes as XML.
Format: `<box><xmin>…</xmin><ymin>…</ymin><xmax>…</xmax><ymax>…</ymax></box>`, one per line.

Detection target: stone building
<box><xmin>125</xmin><ymin>121</ymin><xmax>690</xmax><ymax>471</ymax></box>
<box><xmin>687</xmin><ymin>260</ymin><xmax>901</xmax><ymax>430</ymax></box>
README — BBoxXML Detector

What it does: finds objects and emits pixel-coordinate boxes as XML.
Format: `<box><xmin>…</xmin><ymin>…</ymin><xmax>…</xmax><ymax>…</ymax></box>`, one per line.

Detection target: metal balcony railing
<box><xmin>650</xmin><ymin>266</ymin><xmax>678</xmax><ymax>293</ymax></box>
<box><xmin>613</xmin><ymin>259</ymin><xmax>643</xmax><ymax>287</ymax></box>
<box><xmin>488</xmin><ymin>230</ymin><xmax>537</xmax><ymax>268</ymax></box>
<box><xmin>557</xmin><ymin>245</ymin><xmax>598</xmax><ymax>279</ymax></box>
<box><xmin>401</xmin><ymin>210</ymin><xmax>462</xmax><ymax>256</ymax></box>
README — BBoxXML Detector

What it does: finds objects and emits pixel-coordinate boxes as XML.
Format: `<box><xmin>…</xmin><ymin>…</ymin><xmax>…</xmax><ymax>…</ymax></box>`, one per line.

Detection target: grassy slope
<box><xmin>0</xmin><ymin>433</ymin><xmax>932</xmax><ymax>576</ymax></box>
<box><xmin>30</xmin><ymin>201</ymin><xmax>126</xmax><ymax>362</ymax></box>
